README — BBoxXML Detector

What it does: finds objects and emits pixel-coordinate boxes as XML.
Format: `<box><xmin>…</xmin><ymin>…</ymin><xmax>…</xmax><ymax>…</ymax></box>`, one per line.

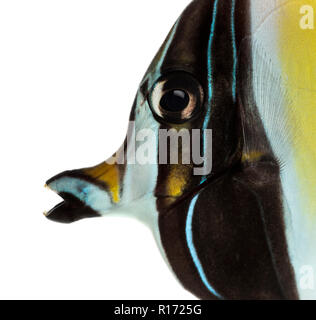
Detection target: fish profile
<box><xmin>45</xmin><ymin>0</ymin><xmax>316</xmax><ymax>300</ymax></box>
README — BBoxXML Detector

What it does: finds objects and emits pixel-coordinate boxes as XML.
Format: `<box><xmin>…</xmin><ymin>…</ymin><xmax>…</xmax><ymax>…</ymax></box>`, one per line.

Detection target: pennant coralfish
<box><xmin>45</xmin><ymin>0</ymin><xmax>316</xmax><ymax>300</ymax></box>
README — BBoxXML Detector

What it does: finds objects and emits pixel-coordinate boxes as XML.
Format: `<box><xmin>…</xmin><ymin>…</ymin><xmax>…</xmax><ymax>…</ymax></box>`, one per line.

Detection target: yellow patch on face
<box><xmin>164</xmin><ymin>124</ymin><xmax>193</xmax><ymax>198</ymax></box>
<box><xmin>278</xmin><ymin>0</ymin><xmax>316</xmax><ymax>218</ymax></box>
<box><xmin>84</xmin><ymin>162</ymin><xmax>120</xmax><ymax>204</ymax></box>
<box><xmin>166</xmin><ymin>165</ymin><xmax>190</xmax><ymax>198</ymax></box>
<box><xmin>241</xmin><ymin>151</ymin><xmax>263</xmax><ymax>163</ymax></box>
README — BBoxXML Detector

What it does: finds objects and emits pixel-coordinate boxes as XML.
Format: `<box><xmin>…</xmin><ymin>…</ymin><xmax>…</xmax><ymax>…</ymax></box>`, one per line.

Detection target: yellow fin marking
<box><xmin>278</xmin><ymin>0</ymin><xmax>316</xmax><ymax>219</ymax></box>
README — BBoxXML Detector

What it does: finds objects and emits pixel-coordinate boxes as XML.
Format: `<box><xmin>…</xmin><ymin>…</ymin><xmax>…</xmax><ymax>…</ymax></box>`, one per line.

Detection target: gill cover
<box><xmin>46</xmin><ymin>0</ymin><xmax>316</xmax><ymax>300</ymax></box>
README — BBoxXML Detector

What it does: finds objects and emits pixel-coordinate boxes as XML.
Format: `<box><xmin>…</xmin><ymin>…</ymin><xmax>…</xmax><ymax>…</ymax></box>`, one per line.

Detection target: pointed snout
<box><xmin>45</xmin><ymin>161</ymin><xmax>121</xmax><ymax>223</ymax></box>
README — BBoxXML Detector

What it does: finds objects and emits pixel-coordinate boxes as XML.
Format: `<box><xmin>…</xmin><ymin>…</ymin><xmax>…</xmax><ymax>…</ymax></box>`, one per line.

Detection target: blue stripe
<box><xmin>185</xmin><ymin>193</ymin><xmax>222</xmax><ymax>299</ymax></box>
<box><xmin>231</xmin><ymin>0</ymin><xmax>237</xmax><ymax>102</ymax></box>
<box><xmin>206</xmin><ymin>0</ymin><xmax>219</xmax><ymax>105</ymax></box>
<box><xmin>200</xmin><ymin>0</ymin><xmax>219</xmax><ymax>185</ymax></box>
<box><xmin>200</xmin><ymin>0</ymin><xmax>237</xmax><ymax>185</ymax></box>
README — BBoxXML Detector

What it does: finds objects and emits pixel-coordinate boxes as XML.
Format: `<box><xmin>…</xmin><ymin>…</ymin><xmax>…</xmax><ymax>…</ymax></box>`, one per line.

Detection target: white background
<box><xmin>0</xmin><ymin>0</ymin><xmax>195</xmax><ymax>299</ymax></box>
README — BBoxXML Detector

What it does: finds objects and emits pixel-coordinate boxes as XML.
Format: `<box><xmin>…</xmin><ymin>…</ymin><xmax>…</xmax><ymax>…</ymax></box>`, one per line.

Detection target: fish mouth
<box><xmin>44</xmin><ymin>182</ymin><xmax>100</xmax><ymax>224</ymax></box>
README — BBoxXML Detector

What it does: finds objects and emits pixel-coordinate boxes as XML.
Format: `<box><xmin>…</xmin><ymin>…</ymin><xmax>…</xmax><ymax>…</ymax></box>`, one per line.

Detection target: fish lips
<box><xmin>45</xmin><ymin>192</ymin><xmax>99</xmax><ymax>224</ymax></box>
<box><xmin>45</xmin><ymin>172</ymin><xmax>100</xmax><ymax>224</ymax></box>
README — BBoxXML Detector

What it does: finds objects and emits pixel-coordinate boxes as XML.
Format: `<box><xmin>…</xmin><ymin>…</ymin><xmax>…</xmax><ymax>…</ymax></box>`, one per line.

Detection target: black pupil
<box><xmin>160</xmin><ymin>89</ymin><xmax>189</xmax><ymax>112</ymax></box>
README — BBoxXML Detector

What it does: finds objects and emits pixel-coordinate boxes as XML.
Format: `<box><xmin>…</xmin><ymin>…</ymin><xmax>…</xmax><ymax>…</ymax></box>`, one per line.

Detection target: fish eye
<box><xmin>149</xmin><ymin>72</ymin><xmax>204</xmax><ymax>123</ymax></box>
<box><xmin>160</xmin><ymin>89</ymin><xmax>189</xmax><ymax>112</ymax></box>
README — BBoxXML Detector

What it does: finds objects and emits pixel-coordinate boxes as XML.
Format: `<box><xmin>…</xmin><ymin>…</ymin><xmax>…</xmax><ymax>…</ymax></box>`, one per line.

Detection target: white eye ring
<box><xmin>151</xmin><ymin>81</ymin><xmax>198</xmax><ymax>120</ymax></box>
<box><xmin>149</xmin><ymin>72</ymin><xmax>204</xmax><ymax>124</ymax></box>
<box><xmin>150</xmin><ymin>80</ymin><xmax>167</xmax><ymax>118</ymax></box>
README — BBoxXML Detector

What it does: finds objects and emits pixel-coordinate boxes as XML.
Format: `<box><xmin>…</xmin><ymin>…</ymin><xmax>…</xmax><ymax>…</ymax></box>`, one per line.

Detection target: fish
<box><xmin>45</xmin><ymin>0</ymin><xmax>316</xmax><ymax>300</ymax></box>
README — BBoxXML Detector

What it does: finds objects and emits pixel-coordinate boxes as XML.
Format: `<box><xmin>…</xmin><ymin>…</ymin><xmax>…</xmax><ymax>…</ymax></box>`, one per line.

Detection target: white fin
<box><xmin>252</xmin><ymin>40</ymin><xmax>300</xmax><ymax>168</ymax></box>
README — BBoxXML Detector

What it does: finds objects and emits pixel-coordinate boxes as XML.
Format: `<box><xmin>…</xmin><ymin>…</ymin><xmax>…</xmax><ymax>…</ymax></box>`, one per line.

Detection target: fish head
<box><xmin>45</xmin><ymin>0</ymin><xmax>243</xmax><ymax>223</ymax></box>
